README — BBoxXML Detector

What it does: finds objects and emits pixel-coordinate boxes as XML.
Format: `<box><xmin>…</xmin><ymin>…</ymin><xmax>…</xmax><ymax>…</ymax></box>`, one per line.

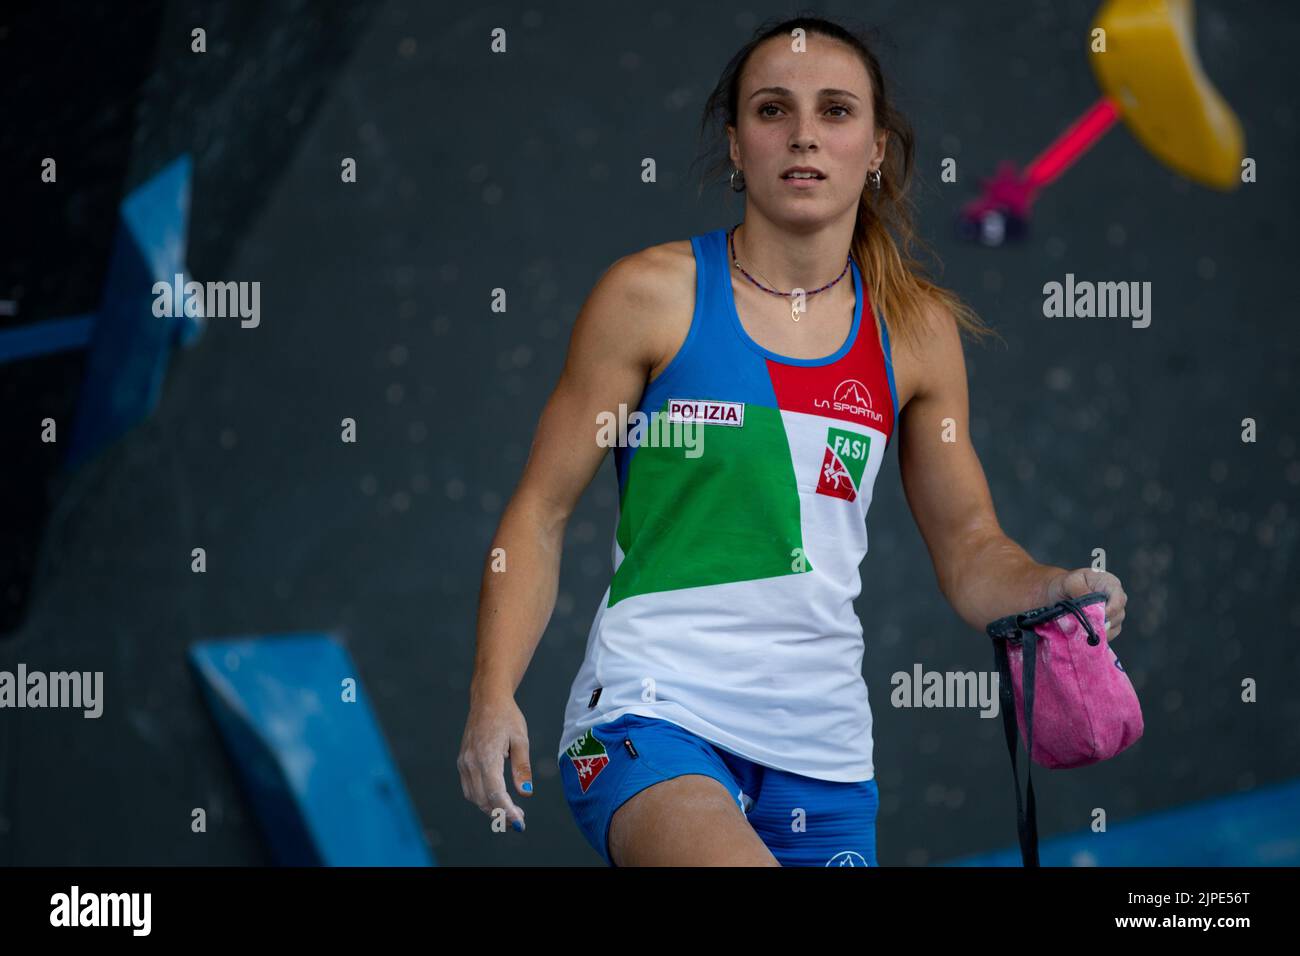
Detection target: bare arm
<box><xmin>457</xmin><ymin>247</ymin><xmax>677</xmax><ymax>831</ymax></box>
<box><xmin>896</xmin><ymin>299</ymin><xmax>1128</xmax><ymax>636</ymax></box>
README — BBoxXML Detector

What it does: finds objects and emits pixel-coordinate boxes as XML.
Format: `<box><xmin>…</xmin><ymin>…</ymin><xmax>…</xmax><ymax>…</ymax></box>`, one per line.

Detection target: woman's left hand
<box><xmin>1045</xmin><ymin>568</ymin><xmax>1127</xmax><ymax>641</ymax></box>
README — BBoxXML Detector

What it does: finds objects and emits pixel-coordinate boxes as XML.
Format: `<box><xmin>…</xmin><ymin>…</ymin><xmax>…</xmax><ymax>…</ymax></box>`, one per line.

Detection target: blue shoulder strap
<box><xmin>877</xmin><ymin>308</ymin><xmax>900</xmax><ymax>446</ymax></box>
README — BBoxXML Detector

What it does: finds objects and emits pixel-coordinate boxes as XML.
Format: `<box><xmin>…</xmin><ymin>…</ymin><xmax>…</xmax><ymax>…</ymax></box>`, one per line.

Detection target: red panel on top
<box><xmin>765</xmin><ymin>296</ymin><xmax>895</xmax><ymax>439</ymax></box>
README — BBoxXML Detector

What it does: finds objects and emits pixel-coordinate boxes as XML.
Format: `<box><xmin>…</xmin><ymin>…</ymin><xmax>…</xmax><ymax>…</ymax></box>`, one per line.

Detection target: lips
<box><xmin>781</xmin><ymin>166</ymin><xmax>825</xmax><ymax>179</ymax></box>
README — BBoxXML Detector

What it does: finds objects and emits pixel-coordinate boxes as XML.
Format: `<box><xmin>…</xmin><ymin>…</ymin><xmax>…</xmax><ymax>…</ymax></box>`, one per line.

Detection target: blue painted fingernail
<box><xmin>512</xmin><ymin>819</ymin><xmax>524</xmax><ymax>832</ymax></box>
<box><xmin>521</xmin><ymin>781</ymin><xmax>533</xmax><ymax>793</ymax></box>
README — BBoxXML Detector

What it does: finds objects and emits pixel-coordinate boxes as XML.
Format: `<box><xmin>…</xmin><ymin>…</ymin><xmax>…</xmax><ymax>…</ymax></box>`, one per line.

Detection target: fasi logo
<box><xmin>813</xmin><ymin>379</ymin><xmax>884</xmax><ymax>426</ymax></box>
<box><xmin>816</xmin><ymin>426</ymin><xmax>870</xmax><ymax>501</ymax></box>
<box><xmin>565</xmin><ymin>728</ymin><xmax>609</xmax><ymax>793</ymax></box>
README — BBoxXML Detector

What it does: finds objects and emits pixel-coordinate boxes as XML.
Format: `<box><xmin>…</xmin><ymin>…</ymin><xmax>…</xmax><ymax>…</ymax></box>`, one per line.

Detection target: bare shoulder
<box><xmin>889</xmin><ymin>290</ymin><xmax>965</xmax><ymax>410</ymax></box>
<box><xmin>892</xmin><ymin>290</ymin><xmax>960</xmax><ymax>358</ymax></box>
<box><xmin>604</xmin><ymin>238</ymin><xmax>693</xmax><ymax>303</ymax></box>
<box><xmin>585</xmin><ymin>239</ymin><xmax>695</xmax><ymax>380</ymax></box>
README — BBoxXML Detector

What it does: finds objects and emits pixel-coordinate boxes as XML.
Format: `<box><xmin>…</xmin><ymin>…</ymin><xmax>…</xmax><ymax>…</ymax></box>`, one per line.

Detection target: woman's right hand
<box><xmin>457</xmin><ymin>692</ymin><xmax>533</xmax><ymax>832</ymax></box>
<box><xmin>456</xmin><ymin>244</ymin><xmax>682</xmax><ymax>838</ymax></box>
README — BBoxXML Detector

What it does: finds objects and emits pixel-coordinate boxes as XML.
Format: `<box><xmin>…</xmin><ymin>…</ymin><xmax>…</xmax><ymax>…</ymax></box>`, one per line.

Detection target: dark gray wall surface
<box><xmin>1</xmin><ymin>0</ymin><xmax>1297</xmax><ymax>865</ymax></box>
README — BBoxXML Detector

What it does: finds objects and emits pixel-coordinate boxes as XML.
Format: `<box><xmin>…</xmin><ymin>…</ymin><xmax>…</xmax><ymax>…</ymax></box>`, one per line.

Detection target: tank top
<box><xmin>556</xmin><ymin>225</ymin><xmax>899</xmax><ymax>782</ymax></box>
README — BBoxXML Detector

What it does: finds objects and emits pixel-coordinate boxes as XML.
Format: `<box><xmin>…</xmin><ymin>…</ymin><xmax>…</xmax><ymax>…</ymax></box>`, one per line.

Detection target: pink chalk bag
<box><xmin>985</xmin><ymin>591</ymin><xmax>1144</xmax><ymax>866</ymax></box>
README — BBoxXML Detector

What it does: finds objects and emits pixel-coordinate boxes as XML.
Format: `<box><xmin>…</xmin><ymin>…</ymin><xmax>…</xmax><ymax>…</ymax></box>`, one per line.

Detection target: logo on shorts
<box><xmin>826</xmin><ymin>851</ymin><xmax>870</xmax><ymax>867</ymax></box>
<box><xmin>816</xmin><ymin>426</ymin><xmax>870</xmax><ymax>501</ymax></box>
<box><xmin>565</xmin><ymin>729</ymin><xmax>610</xmax><ymax>793</ymax></box>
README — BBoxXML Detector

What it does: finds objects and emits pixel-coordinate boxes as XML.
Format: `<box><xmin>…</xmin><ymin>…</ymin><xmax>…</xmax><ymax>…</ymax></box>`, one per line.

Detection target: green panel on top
<box><xmin>610</xmin><ymin>401</ymin><xmax>810</xmax><ymax>606</ymax></box>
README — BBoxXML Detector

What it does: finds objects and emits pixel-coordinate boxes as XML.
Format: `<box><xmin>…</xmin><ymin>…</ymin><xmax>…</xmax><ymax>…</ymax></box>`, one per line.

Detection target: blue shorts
<box><xmin>558</xmin><ymin>712</ymin><xmax>879</xmax><ymax>866</ymax></box>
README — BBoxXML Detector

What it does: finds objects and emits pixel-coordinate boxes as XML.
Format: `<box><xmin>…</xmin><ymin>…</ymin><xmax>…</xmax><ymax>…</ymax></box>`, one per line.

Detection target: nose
<box><xmin>789</xmin><ymin>129</ymin><xmax>819</xmax><ymax>152</ymax></box>
<box><xmin>789</xmin><ymin>109</ymin><xmax>820</xmax><ymax>151</ymax></box>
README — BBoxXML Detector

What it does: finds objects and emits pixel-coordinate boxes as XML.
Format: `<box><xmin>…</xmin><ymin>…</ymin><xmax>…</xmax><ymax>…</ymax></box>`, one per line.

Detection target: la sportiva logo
<box><xmin>816</xmin><ymin>427</ymin><xmax>870</xmax><ymax>501</ymax></box>
<box><xmin>565</xmin><ymin>728</ymin><xmax>610</xmax><ymax>792</ymax></box>
<box><xmin>826</xmin><ymin>851</ymin><xmax>869</xmax><ymax>866</ymax></box>
<box><xmin>813</xmin><ymin>379</ymin><xmax>884</xmax><ymax>425</ymax></box>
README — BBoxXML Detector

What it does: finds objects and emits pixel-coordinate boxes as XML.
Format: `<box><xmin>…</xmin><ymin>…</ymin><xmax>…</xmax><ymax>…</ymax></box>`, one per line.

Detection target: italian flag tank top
<box><xmin>557</xmin><ymin>225</ymin><xmax>899</xmax><ymax>782</ymax></box>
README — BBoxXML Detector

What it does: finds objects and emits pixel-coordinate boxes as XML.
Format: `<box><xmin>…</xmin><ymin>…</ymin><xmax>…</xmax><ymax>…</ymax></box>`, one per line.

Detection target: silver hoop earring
<box><xmin>730</xmin><ymin>167</ymin><xmax>746</xmax><ymax>192</ymax></box>
<box><xmin>868</xmin><ymin>168</ymin><xmax>882</xmax><ymax>191</ymax></box>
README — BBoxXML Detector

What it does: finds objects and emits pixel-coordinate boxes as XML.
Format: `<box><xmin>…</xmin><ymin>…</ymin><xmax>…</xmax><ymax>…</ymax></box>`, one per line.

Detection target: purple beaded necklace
<box><xmin>728</xmin><ymin>222</ymin><xmax>852</xmax><ymax>323</ymax></box>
